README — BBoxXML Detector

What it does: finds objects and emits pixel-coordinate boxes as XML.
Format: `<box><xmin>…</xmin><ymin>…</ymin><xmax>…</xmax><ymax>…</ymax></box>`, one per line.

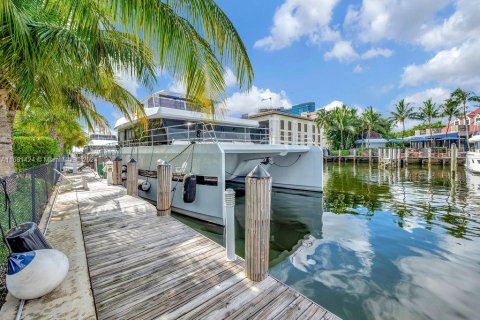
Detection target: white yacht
<box><xmin>83</xmin><ymin>131</ymin><xmax>118</xmax><ymax>156</ymax></box>
<box><xmin>113</xmin><ymin>90</ymin><xmax>323</xmax><ymax>225</ymax></box>
<box><xmin>466</xmin><ymin>134</ymin><xmax>480</xmax><ymax>173</ymax></box>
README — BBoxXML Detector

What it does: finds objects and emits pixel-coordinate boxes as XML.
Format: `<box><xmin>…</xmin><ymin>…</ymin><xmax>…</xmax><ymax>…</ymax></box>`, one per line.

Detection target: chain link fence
<box><xmin>0</xmin><ymin>159</ymin><xmax>64</xmax><ymax>306</ymax></box>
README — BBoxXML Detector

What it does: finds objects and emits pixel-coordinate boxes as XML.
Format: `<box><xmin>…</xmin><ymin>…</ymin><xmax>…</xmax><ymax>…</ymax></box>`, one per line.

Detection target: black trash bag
<box><xmin>183</xmin><ymin>174</ymin><xmax>197</xmax><ymax>203</ymax></box>
<box><xmin>5</xmin><ymin>222</ymin><xmax>51</xmax><ymax>253</ymax></box>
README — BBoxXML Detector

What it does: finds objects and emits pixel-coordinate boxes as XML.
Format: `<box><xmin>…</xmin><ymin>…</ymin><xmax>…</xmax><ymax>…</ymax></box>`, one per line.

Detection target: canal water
<box><xmin>174</xmin><ymin>163</ymin><xmax>480</xmax><ymax>320</ymax></box>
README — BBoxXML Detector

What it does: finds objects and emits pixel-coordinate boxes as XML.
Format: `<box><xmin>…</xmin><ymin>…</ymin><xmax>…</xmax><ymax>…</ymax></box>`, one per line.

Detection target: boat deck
<box><xmin>78</xmin><ymin>176</ymin><xmax>340</xmax><ymax>320</ymax></box>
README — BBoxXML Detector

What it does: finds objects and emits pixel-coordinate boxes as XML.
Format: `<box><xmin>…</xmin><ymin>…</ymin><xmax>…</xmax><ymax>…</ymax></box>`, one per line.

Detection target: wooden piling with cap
<box><xmin>157</xmin><ymin>159</ymin><xmax>172</xmax><ymax>216</ymax></box>
<box><xmin>245</xmin><ymin>165</ymin><xmax>272</xmax><ymax>282</ymax></box>
<box><xmin>127</xmin><ymin>158</ymin><xmax>138</xmax><ymax>196</ymax></box>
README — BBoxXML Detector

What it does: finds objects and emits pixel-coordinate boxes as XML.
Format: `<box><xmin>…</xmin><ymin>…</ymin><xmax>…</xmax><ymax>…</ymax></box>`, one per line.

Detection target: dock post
<box><xmin>353</xmin><ymin>148</ymin><xmax>357</xmax><ymax>164</ymax></box>
<box><xmin>94</xmin><ymin>157</ymin><xmax>98</xmax><ymax>172</ymax></box>
<box><xmin>427</xmin><ymin>148</ymin><xmax>432</xmax><ymax>166</ymax></box>
<box><xmin>451</xmin><ymin>144</ymin><xmax>457</xmax><ymax>174</ymax></box>
<box><xmin>127</xmin><ymin>158</ymin><xmax>138</xmax><ymax>196</ymax></box>
<box><xmin>397</xmin><ymin>149</ymin><xmax>401</xmax><ymax>167</ymax></box>
<box><xmin>245</xmin><ymin>165</ymin><xmax>272</xmax><ymax>282</ymax></box>
<box><xmin>405</xmin><ymin>148</ymin><xmax>409</xmax><ymax>166</ymax></box>
<box><xmin>368</xmin><ymin>149</ymin><xmax>372</xmax><ymax>164</ymax></box>
<box><xmin>157</xmin><ymin>159</ymin><xmax>172</xmax><ymax>216</ymax></box>
<box><xmin>224</xmin><ymin>188</ymin><xmax>236</xmax><ymax>261</ymax></box>
<box><xmin>378</xmin><ymin>148</ymin><xmax>382</xmax><ymax>165</ymax></box>
<box><xmin>112</xmin><ymin>156</ymin><xmax>122</xmax><ymax>185</ymax></box>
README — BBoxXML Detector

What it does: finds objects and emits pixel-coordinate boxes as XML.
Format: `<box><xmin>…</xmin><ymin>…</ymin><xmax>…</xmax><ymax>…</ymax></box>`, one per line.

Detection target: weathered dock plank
<box><xmin>77</xmin><ymin>177</ymin><xmax>340</xmax><ymax>320</ymax></box>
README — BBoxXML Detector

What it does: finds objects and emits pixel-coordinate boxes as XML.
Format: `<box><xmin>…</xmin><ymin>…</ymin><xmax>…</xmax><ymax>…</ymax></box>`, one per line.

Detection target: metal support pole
<box><xmin>224</xmin><ymin>188</ymin><xmax>236</xmax><ymax>261</ymax></box>
<box><xmin>127</xmin><ymin>158</ymin><xmax>138</xmax><ymax>196</ymax></box>
<box><xmin>112</xmin><ymin>156</ymin><xmax>122</xmax><ymax>185</ymax></box>
<box><xmin>245</xmin><ymin>165</ymin><xmax>272</xmax><ymax>282</ymax></box>
<box><xmin>157</xmin><ymin>159</ymin><xmax>172</xmax><ymax>216</ymax></box>
<box><xmin>31</xmin><ymin>169</ymin><xmax>36</xmax><ymax>222</ymax></box>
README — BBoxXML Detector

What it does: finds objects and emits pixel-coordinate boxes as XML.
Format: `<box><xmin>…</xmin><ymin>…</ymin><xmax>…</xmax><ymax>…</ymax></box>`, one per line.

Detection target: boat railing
<box><xmin>119</xmin><ymin>122</ymin><xmax>271</xmax><ymax>147</ymax></box>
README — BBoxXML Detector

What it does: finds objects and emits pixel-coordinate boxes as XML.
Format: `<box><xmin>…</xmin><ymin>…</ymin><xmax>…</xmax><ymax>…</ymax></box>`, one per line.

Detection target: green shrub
<box><xmin>331</xmin><ymin>149</ymin><xmax>350</xmax><ymax>156</ymax></box>
<box><xmin>13</xmin><ymin>136</ymin><xmax>59</xmax><ymax>171</ymax></box>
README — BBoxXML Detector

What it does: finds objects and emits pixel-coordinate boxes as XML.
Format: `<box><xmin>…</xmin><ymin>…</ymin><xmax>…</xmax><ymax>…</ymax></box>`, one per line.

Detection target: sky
<box><xmin>100</xmin><ymin>0</ymin><xmax>480</xmax><ymax>130</ymax></box>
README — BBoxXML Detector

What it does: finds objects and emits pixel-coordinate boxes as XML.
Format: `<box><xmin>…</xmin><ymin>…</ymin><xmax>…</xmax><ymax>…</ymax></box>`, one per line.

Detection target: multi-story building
<box><xmin>248</xmin><ymin>110</ymin><xmax>326</xmax><ymax>148</ymax></box>
<box><xmin>441</xmin><ymin>106</ymin><xmax>480</xmax><ymax>136</ymax></box>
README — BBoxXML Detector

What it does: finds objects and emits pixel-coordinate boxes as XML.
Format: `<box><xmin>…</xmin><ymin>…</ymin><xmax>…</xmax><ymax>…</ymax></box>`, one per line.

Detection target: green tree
<box><xmin>441</xmin><ymin>98</ymin><xmax>462</xmax><ymax>147</ymax></box>
<box><xmin>390</xmin><ymin>99</ymin><xmax>414</xmax><ymax>145</ymax></box>
<box><xmin>330</xmin><ymin>105</ymin><xmax>357</xmax><ymax>150</ymax></box>
<box><xmin>361</xmin><ymin>106</ymin><xmax>381</xmax><ymax>148</ymax></box>
<box><xmin>315</xmin><ymin>108</ymin><xmax>329</xmax><ymax>147</ymax></box>
<box><xmin>415</xmin><ymin>99</ymin><xmax>441</xmax><ymax>147</ymax></box>
<box><xmin>451</xmin><ymin>88</ymin><xmax>480</xmax><ymax>150</ymax></box>
<box><xmin>0</xmin><ymin>0</ymin><xmax>253</xmax><ymax>176</ymax></box>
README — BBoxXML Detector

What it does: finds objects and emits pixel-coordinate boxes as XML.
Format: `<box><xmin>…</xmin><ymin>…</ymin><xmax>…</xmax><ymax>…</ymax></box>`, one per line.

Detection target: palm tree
<box><xmin>415</xmin><ymin>99</ymin><xmax>441</xmax><ymax>148</ymax></box>
<box><xmin>0</xmin><ymin>0</ymin><xmax>254</xmax><ymax>176</ymax></box>
<box><xmin>315</xmin><ymin>108</ymin><xmax>329</xmax><ymax>147</ymax></box>
<box><xmin>451</xmin><ymin>88</ymin><xmax>480</xmax><ymax>150</ymax></box>
<box><xmin>331</xmin><ymin>104</ymin><xmax>356</xmax><ymax>150</ymax></box>
<box><xmin>441</xmin><ymin>98</ymin><xmax>462</xmax><ymax>147</ymax></box>
<box><xmin>390</xmin><ymin>99</ymin><xmax>414</xmax><ymax>145</ymax></box>
<box><xmin>361</xmin><ymin>106</ymin><xmax>381</xmax><ymax>148</ymax></box>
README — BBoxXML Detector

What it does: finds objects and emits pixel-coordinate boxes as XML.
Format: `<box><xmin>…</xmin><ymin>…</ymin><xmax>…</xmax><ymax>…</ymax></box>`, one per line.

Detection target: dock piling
<box><xmin>451</xmin><ymin>144</ymin><xmax>457</xmax><ymax>174</ymax></box>
<box><xmin>127</xmin><ymin>158</ymin><xmax>138</xmax><ymax>196</ymax></box>
<box><xmin>245</xmin><ymin>165</ymin><xmax>272</xmax><ymax>282</ymax></box>
<box><xmin>224</xmin><ymin>188</ymin><xmax>236</xmax><ymax>261</ymax></box>
<box><xmin>156</xmin><ymin>159</ymin><xmax>172</xmax><ymax>216</ymax></box>
<box><xmin>112</xmin><ymin>156</ymin><xmax>122</xmax><ymax>185</ymax></box>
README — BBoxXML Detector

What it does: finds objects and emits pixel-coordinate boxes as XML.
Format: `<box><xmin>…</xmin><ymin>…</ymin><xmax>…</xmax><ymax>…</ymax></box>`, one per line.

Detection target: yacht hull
<box><xmin>466</xmin><ymin>152</ymin><xmax>480</xmax><ymax>174</ymax></box>
<box><xmin>118</xmin><ymin>143</ymin><xmax>323</xmax><ymax>225</ymax></box>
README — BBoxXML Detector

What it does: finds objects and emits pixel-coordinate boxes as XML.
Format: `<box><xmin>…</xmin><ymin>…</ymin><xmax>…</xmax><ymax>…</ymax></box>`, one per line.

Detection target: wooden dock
<box><xmin>76</xmin><ymin>176</ymin><xmax>339</xmax><ymax>320</ymax></box>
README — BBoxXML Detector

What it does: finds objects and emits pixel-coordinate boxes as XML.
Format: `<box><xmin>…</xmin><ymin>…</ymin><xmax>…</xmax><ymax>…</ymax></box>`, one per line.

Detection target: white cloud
<box><xmin>254</xmin><ymin>0</ymin><xmax>341</xmax><ymax>50</ymax></box>
<box><xmin>115</xmin><ymin>70</ymin><xmax>140</xmax><ymax>96</ymax></box>
<box><xmin>404</xmin><ymin>87</ymin><xmax>450</xmax><ymax>106</ymax></box>
<box><xmin>401</xmin><ymin>40</ymin><xmax>480</xmax><ymax>91</ymax></box>
<box><xmin>223</xmin><ymin>68</ymin><xmax>237</xmax><ymax>88</ymax></box>
<box><xmin>353</xmin><ymin>64</ymin><xmax>363</xmax><ymax>74</ymax></box>
<box><xmin>361</xmin><ymin>47</ymin><xmax>393</xmax><ymax>60</ymax></box>
<box><xmin>225</xmin><ymin>86</ymin><xmax>291</xmax><ymax>115</ymax></box>
<box><xmin>167</xmin><ymin>81</ymin><xmax>186</xmax><ymax>94</ymax></box>
<box><xmin>324</xmin><ymin>41</ymin><xmax>359</xmax><ymax>62</ymax></box>
<box><xmin>345</xmin><ymin>0</ymin><xmax>450</xmax><ymax>44</ymax></box>
<box><xmin>418</xmin><ymin>0</ymin><xmax>480</xmax><ymax>50</ymax></box>
<box><xmin>322</xmin><ymin>100</ymin><xmax>343</xmax><ymax>111</ymax></box>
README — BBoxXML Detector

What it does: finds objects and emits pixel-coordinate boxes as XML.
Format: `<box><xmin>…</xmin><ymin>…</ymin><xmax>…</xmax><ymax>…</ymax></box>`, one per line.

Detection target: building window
<box><xmin>288</xmin><ymin>131</ymin><xmax>292</xmax><ymax>142</ymax></box>
<box><xmin>454</xmin><ymin>120</ymin><xmax>460</xmax><ymax>125</ymax></box>
<box><xmin>298</xmin><ymin>123</ymin><xmax>302</xmax><ymax>131</ymax></box>
<box><xmin>280</xmin><ymin>120</ymin><xmax>285</xmax><ymax>130</ymax></box>
<box><xmin>312</xmin><ymin>125</ymin><xmax>316</xmax><ymax>134</ymax></box>
<box><xmin>304</xmin><ymin>124</ymin><xmax>308</xmax><ymax>132</ymax></box>
<box><xmin>280</xmin><ymin>131</ymin><xmax>285</xmax><ymax>142</ymax></box>
<box><xmin>304</xmin><ymin>134</ymin><xmax>308</xmax><ymax>144</ymax></box>
<box><xmin>288</xmin><ymin>121</ymin><xmax>292</xmax><ymax>131</ymax></box>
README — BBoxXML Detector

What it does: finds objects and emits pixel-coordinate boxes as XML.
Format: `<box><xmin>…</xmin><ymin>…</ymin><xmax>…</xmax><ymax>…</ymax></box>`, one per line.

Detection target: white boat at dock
<box><xmin>466</xmin><ymin>134</ymin><xmax>480</xmax><ymax>173</ymax></box>
<box><xmin>112</xmin><ymin>90</ymin><xmax>323</xmax><ymax>225</ymax></box>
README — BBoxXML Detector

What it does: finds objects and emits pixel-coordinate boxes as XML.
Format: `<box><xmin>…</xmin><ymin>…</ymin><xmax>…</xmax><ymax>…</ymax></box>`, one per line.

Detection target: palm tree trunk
<box><xmin>0</xmin><ymin>89</ymin><xmax>16</xmax><ymax>177</ymax></box>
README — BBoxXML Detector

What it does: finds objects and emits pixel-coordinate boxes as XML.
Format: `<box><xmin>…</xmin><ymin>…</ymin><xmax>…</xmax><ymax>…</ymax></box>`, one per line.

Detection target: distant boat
<box><xmin>466</xmin><ymin>134</ymin><xmax>480</xmax><ymax>173</ymax></box>
<box><xmin>83</xmin><ymin>131</ymin><xmax>118</xmax><ymax>156</ymax></box>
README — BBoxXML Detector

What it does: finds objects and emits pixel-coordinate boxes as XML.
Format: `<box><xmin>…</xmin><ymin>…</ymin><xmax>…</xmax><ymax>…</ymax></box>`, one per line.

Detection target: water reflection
<box><xmin>267</xmin><ymin>164</ymin><xmax>480</xmax><ymax>320</ymax></box>
<box><xmin>177</xmin><ymin>163</ymin><xmax>480</xmax><ymax>320</ymax></box>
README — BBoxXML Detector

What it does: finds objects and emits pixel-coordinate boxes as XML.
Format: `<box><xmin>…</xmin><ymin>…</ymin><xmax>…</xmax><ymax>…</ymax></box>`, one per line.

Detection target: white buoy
<box><xmin>7</xmin><ymin>249</ymin><xmax>69</xmax><ymax>300</ymax></box>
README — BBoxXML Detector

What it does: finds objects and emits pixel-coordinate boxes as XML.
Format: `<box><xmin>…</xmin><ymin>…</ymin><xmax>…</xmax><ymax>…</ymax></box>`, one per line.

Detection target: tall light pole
<box><xmin>262</xmin><ymin>97</ymin><xmax>272</xmax><ymax>109</ymax></box>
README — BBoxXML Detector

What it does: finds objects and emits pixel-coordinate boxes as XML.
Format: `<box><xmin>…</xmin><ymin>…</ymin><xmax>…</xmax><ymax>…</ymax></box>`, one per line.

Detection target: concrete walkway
<box><xmin>0</xmin><ymin>174</ymin><xmax>96</xmax><ymax>320</ymax></box>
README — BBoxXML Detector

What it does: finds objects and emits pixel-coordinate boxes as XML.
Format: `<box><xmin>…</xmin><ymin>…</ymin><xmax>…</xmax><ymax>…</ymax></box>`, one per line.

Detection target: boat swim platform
<box><xmin>1</xmin><ymin>172</ymin><xmax>339</xmax><ymax>319</ymax></box>
<box><xmin>77</xmin><ymin>174</ymin><xmax>340</xmax><ymax>320</ymax></box>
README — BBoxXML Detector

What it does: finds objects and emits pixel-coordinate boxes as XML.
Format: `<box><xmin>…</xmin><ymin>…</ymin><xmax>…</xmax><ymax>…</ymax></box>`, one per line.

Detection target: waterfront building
<box><xmin>354</xmin><ymin>131</ymin><xmax>389</xmax><ymax>148</ymax></box>
<box><xmin>248</xmin><ymin>110</ymin><xmax>325</xmax><ymax>147</ymax></box>
<box><xmin>282</xmin><ymin>102</ymin><xmax>316</xmax><ymax>116</ymax></box>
